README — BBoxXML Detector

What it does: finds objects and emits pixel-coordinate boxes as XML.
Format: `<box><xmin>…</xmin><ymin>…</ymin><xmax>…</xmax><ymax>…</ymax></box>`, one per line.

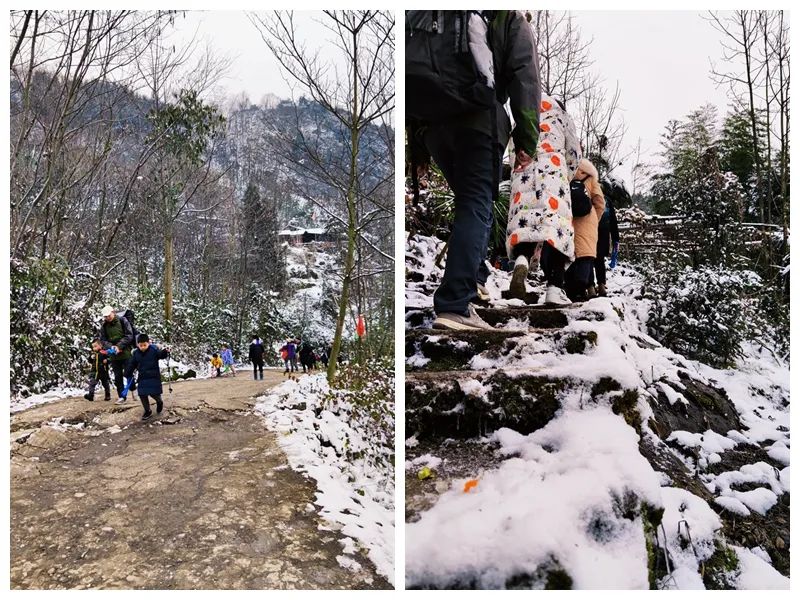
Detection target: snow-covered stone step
<box><xmin>406</xmin><ymin>329</ymin><xmax>528</xmax><ymax>372</ymax></box>
<box><xmin>406</xmin><ymin>327</ymin><xmax>599</xmax><ymax>372</ymax></box>
<box><xmin>405</xmin><ymin>305</ymin><xmax>569</xmax><ymax>330</ymax></box>
<box><xmin>405</xmin><ymin>369</ymin><xmax>563</xmax><ymax>440</ymax></box>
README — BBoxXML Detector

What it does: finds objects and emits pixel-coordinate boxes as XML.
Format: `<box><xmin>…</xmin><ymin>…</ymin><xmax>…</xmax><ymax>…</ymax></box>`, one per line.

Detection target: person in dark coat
<box><xmin>591</xmin><ymin>192</ymin><xmax>620</xmax><ymax>297</ymax></box>
<box><xmin>99</xmin><ymin>305</ymin><xmax>136</xmax><ymax>402</ymax></box>
<box><xmin>407</xmin><ymin>10</ymin><xmax>541</xmax><ymax>330</ymax></box>
<box><xmin>320</xmin><ymin>347</ymin><xmax>330</xmax><ymax>369</ymax></box>
<box><xmin>124</xmin><ymin>333</ymin><xmax>170</xmax><ymax>421</ymax></box>
<box><xmin>84</xmin><ymin>339</ymin><xmax>111</xmax><ymax>402</ymax></box>
<box><xmin>299</xmin><ymin>341</ymin><xmax>314</xmax><ymax>373</ymax></box>
<box><xmin>249</xmin><ymin>336</ymin><xmax>265</xmax><ymax>380</ymax></box>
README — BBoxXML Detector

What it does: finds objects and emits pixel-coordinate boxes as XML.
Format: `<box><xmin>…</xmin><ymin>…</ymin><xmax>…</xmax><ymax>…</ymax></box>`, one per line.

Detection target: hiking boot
<box><xmin>507</xmin><ymin>255</ymin><xmax>529</xmax><ymax>300</ymax></box>
<box><xmin>433</xmin><ymin>304</ymin><xmax>494</xmax><ymax>331</ymax></box>
<box><xmin>156</xmin><ymin>399</ymin><xmax>164</xmax><ymax>414</ymax></box>
<box><xmin>586</xmin><ymin>285</ymin><xmax>598</xmax><ymax>299</ymax></box>
<box><xmin>84</xmin><ymin>393</ymin><xmax>94</xmax><ymax>401</ymax></box>
<box><xmin>115</xmin><ymin>397</ymin><xmax>126</xmax><ymax>405</ymax></box>
<box><xmin>544</xmin><ymin>285</ymin><xmax>571</xmax><ymax>306</ymax></box>
<box><xmin>141</xmin><ymin>411</ymin><xmax>153</xmax><ymax>421</ymax></box>
<box><xmin>477</xmin><ymin>283</ymin><xmax>490</xmax><ymax>302</ymax></box>
<box><xmin>598</xmin><ymin>284</ymin><xmax>608</xmax><ymax>297</ymax></box>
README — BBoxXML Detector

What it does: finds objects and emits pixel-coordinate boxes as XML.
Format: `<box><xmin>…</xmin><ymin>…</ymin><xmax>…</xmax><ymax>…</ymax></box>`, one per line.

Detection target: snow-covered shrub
<box><xmin>10</xmin><ymin>257</ymin><xmax>92</xmax><ymax>395</ymax></box>
<box><xmin>324</xmin><ymin>359</ymin><xmax>395</xmax><ymax>471</ymax></box>
<box><xmin>643</xmin><ymin>265</ymin><xmax>762</xmax><ymax>368</ymax></box>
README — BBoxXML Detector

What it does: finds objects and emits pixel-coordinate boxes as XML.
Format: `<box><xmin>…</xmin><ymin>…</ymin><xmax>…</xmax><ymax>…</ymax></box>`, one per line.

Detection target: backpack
<box><xmin>114</xmin><ymin>309</ymin><xmax>139</xmax><ymax>344</ymax></box>
<box><xmin>406</xmin><ymin>11</ymin><xmax>496</xmax><ymax>122</ymax></box>
<box><xmin>570</xmin><ymin>179</ymin><xmax>592</xmax><ymax>218</ymax></box>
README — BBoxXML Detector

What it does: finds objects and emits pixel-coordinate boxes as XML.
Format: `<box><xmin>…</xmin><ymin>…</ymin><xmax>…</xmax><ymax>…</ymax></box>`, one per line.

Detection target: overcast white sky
<box><xmin>571</xmin><ymin>11</ymin><xmax>734</xmax><ymax>190</ymax></box>
<box><xmin>169</xmin><ymin>10</ymin><xmax>736</xmax><ymax>191</ymax></box>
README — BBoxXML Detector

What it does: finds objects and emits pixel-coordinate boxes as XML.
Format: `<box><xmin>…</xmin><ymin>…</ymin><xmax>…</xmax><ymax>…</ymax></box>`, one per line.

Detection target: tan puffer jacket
<box><xmin>573</xmin><ymin>159</ymin><xmax>605</xmax><ymax>259</ymax></box>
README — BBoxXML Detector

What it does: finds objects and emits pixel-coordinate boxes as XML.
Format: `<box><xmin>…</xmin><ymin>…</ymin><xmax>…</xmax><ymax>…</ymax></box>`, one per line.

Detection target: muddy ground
<box><xmin>10</xmin><ymin>373</ymin><xmax>390</xmax><ymax>590</ymax></box>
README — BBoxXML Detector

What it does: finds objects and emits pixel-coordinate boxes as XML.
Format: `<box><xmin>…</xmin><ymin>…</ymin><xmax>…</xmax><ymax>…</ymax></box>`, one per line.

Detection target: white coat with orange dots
<box><xmin>506</xmin><ymin>95</ymin><xmax>582</xmax><ymax>261</ymax></box>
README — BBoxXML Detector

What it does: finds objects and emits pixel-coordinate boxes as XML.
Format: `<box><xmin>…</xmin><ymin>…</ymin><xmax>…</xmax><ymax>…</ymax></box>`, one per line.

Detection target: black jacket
<box><xmin>125</xmin><ymin>345</ymin><xmax>169</xmax><ymax>396</ymax></box>
<box><xmin>249</xmin><ymin>342</ymin><xmax>265</xmax><ymax>364</ymax></box>
<box><xmin>408</xmin><ymin>10</ymin><xmax>541</xmax><ymax>160</ymax></box>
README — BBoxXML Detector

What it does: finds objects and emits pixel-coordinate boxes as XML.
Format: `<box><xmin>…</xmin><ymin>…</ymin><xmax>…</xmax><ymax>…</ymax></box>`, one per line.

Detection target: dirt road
<box><xmin>10</xmin><ymin>373</ymin><xmax>390</xmax><ymax>590</ymax></box>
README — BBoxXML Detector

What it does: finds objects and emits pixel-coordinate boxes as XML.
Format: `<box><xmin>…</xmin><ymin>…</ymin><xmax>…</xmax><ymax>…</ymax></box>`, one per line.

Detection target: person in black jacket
<box><xmin>299</xmin><ymin>341</ymin><xmax>314</xmax><ymax>373</ymax></box>
<box><xmin>407</xmin><ymin>10</ymin><xmax>541</xmax><ymax>330</ymax></box>
<box><xmin>591</xmin><ymin>192</ymin><xmax>620</xmax><ymax>297</ymax></box>
<box><xmin>248</xmin><ymin>336</ymin><xmax>265</xmax><ymax>380</ymax></box>
<box><xmin>124</xmin><ymin>333</ymin><xmax>170</xmax><ymax>421</ymax></box>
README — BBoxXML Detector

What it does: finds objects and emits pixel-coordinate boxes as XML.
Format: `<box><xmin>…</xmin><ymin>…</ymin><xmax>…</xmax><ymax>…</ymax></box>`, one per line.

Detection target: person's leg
<box><xmin>140</xmin><ymin>394</ymin><xmax>152</xmax><ymax>417</ymax></box>
<box><xmin>100</xmin><ymin>370</ymin><xmax>111</xmax><ymax>400</ymax></box>
<box><xmin>595</xmin><ymin>255</ymin><xmax>607</xmax><ymax>286</ymax></box>
<box><xmin>111</xmin><ymin>361</ymin><xmax>124</xmax><ymax>397</ymax></box>
<box><xmin>426</xmin><ymin>126</ymin><xmax>495</xmax><ymax>316</ymax></box>
<box><xmin>543</xmin><ymin>249</ymin><xmax>566</xmax><ymax>288</ymax></box>
<box><xmin>155</xmin><ymin>394</ymin><xmax>163</xmax><ymax>414</ymax></box>
<box><xmin>259</xmin><ymin>362</ymin><xmax>264</xmax><ymax>379</ymax></box>
<box><xmin>86</xmin><ymin>375</ymin><xmax>98</xmax><ymax>400</ymax></box>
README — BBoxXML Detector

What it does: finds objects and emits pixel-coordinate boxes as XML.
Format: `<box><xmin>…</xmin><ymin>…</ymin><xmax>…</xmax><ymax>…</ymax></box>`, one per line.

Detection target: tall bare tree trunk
<box><xmin>164</xmin><ymin>222</ymin><xmax>174</xmax><ymax>340</ymax></box>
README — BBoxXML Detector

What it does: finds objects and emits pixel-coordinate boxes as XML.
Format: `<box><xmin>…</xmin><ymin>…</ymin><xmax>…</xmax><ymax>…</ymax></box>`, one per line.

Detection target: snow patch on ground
<box><xmin>406</xmin><ymin>408</ymin><xmax>663</xmax><ymax>589</ymax></box>
<box><xmin>255</xmin><ymin>374</ymin><xmax>394</xmax><ymax>584</ymax></box>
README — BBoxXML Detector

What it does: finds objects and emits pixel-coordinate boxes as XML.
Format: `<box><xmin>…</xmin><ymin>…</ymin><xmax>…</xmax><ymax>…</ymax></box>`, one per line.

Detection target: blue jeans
<box><xmin>424</xmin><ymin>126</ymin><xmax>501</xmax><ymax>315</ymax></box>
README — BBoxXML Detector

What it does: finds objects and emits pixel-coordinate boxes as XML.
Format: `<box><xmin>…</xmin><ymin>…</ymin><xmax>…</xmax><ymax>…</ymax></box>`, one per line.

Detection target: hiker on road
<box><xmin>506</xmin><ymin>96</ymin><xmax>582</xmax><ymax>306</ymax></box>
<box><xmin>84</xmin><ymin>339</ymin><xmax>111</xmax><ymax>402</ymax></box>
<box><xmin>221</xmin><ymin>344</ymin><xmax>236</xmax><ymax>376</ymax></box>
<box><xmin>249</xmin><ymin>336</ymin><xmax>265</xmax><ymax>380</ymax></box>
<box><xmin>564</xmin><ymin>158</ymin><xmax>605</xmax><ymax>302</ymax></box>
<box><xmin>299</xmin><ymin>340</ymin><xmax>315</xmax><ymax>373</ymax></box>
<box><xmin>124</xmin><ymin>333</ymin><xmax>170</xmax><ymax>421</ymax></box>
<box><xmin>99</xmin><ymin>305</ymin><xmax>136</xmax><ymax>402</ymax></box>
<box><xmin>406</xmin><ymin>10</ymin><xmax>541</xmax><ymax>330</ymax></box>
<box><xmin>590</xmin><ymin>180</ymin><xmax>622</xmax><ymax>297</ymax></box>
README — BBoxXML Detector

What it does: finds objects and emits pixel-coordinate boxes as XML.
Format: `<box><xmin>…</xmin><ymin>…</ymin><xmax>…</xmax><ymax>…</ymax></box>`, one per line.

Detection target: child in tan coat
<box><xmin>566</xmin><ymin>158</ymin><xmax>605</xmax><ymax>301</ymax></box>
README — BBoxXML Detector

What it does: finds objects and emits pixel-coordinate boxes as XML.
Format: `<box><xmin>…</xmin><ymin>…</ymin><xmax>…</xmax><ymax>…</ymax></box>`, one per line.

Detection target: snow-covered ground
<box><xmin>405</xmin><ymin>233</ymin><xmax>789</xmax><ymax>590</ymax></box>
<box><xmin>255</xmin><ymin>372</ymin><xmax>395</xmax><ymax>585</ymax></box>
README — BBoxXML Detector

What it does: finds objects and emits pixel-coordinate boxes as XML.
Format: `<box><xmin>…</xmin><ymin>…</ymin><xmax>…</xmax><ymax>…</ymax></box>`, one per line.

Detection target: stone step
<box><xmin>405</xmin><ymin>329</ymin><xmax>527</xmax><ymax>372</ymax></box>
<box><xmin>406</xmin><ymin>328</ymin><xmax>599</xmax><ymax>372</ymax></box>
<box><xmin>405</xmin><ymin>369</ymin><xmax>564</xmax><ymax>441</ymax></box>
<box><xmin>405</xmin><ymin>305</ymin><xmax>569</xmax><ymax>330</ymax></box>
<box><xmin>406</xmin><ymin>438</ymin><xmax>502</xmax><ymax>524</ymax></box>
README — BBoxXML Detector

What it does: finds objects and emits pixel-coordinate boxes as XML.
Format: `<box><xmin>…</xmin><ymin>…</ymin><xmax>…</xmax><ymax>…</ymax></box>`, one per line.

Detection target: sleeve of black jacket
<box><xmin>124</xmin><ymin>351</ymin><xmax>139</xmax><ymax>379</ymax></box>
<box><xmin>118</xmin><ymin>317</ymin><xmax>134</xmax><ymax>350</ymax></box>
<box><xmin>496</xmin><ymin>11</ymin><xmax>541</xmax><ymax>157</ymax></box>
<box><xmin>609</xmin><ymin>199</ymin><xmax>620</xmax><ymax>245</ymax></box>
<box><xmin>157</xmin><ymin>347</ymin><xmax>170</xmax><ymax>360</ymax></box>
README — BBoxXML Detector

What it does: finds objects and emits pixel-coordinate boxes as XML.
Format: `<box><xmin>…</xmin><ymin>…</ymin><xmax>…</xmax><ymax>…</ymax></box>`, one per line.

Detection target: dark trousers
<box><xmin>140</xmin><ymin>394</ymin><xmax>162</xmax><ymax>414</ymax></box>
<box><xmin>566</xmin><ymin>257</ymin><xmax>595</xmax><ymax>299</ymax></box>
<box><xmin>88</xmin><ymin>369</ymin><xmax>111</xmax><ymax>398</ymax></box>
<box><xmin>424</xmin><ymin>126</ymin><xmax>501</xmax><ymax>315</ymax></box>
<box><xmin>593</xmin><ymin>255</ymin><xmax>607</xmax><ymax>286</ymax></box>
<box><xmin>539</xmin><ymin>244</ymin><xmax>567</xmax><ymax>288</ymax></box>
<box><xmin>253</xmin><ymin>360</ymin><xmax>264</xmax><ymax>379</ymax></box>
<box><xmin>109</xmin><ymin>360</ymin><xmax>126</xmax><ymax>397</ymax></box>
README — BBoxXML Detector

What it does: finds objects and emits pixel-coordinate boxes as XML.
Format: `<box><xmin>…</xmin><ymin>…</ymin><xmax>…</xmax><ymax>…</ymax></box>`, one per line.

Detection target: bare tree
<box><xmin>251</xmin><ymin>10</ymin><xmax>394</xmax><ymax>382</ymax></box>
<box><xmin>529</xmin><ymin>10</ymin><xmax>596</xmax><ymax>106</ymax></box>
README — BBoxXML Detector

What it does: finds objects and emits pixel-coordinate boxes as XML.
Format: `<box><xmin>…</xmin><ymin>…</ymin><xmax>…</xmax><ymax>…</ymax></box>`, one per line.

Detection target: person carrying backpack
<box><xmin>99</xmin><ymin>305</ymin><xmax>136</xmax><ymax>402</ymax></box>
<box><xmin>564</xmin><ymin>159</ymin><xmax>605</xmax><ymax>302</ymax></box>
<box><xmin>406</xmin><ymin>10</ymin><xmax>541</xmax><ymax>330</ymax></box>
